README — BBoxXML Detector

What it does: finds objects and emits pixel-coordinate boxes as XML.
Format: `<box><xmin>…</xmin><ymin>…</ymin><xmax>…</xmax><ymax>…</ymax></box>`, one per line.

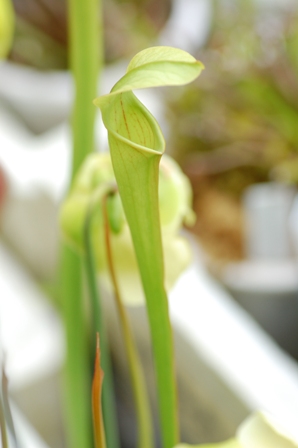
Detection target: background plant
<box><xmin>165</xmin><ymin>1</ymin><xmax>298</xmax><ymax>264</ymax></box>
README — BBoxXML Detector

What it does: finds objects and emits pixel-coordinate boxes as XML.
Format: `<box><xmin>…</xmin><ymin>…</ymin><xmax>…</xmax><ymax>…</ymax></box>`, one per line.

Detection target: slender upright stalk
<box><xmin>110</xmin><ymin>148</ymin><xmax>179</xmax><ymax>448</ymax></box>
<box><xmin>62</xmin><ymin>0</ymin><xmax>103</xmax><ymax>447</ymax></box>
<box><xmin>61</xmin><ymin>246</ymin><xmax>93</xmax><ymax>448</ymax></box>
<box><xmin>68</xmin><ymin>0</ymin><xmax>102</xmax><ymax>178</ymax></box>
<box><xmin>103</xmin><ymin>195</ymin><xmax>155</xmax><ymax>448</ymax></box>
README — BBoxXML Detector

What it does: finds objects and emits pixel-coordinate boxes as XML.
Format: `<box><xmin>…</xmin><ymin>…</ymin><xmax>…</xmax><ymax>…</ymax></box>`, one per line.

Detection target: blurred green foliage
<box><xmin>165</xmin><ymin>2</ymin><xmax>298</xmax><ymax>262</ymax></box>
<box><xmin>167</xmin><ymin>2</ymin><xmax>298</xmax><ymax>190</ymax></box>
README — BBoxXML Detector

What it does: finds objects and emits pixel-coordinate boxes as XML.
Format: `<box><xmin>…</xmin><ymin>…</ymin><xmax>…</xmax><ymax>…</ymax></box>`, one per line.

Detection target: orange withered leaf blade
<box><xmin>92</xmin><ymin>333</ymin><xmax>106</xmax><ymax>448</ymax></box>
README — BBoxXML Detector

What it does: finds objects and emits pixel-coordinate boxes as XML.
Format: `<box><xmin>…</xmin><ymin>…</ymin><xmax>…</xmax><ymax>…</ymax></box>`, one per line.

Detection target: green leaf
<box><xmin>94</xmin><ymin>47</ymin><xmax>204</xmax><ymax>115</ymax></box>
<box><xmin>94</xmin><ymin>46</ymin><xmax>203</xmax><ymax>448</ymax></box>
<box><xmin>95</xmin><ymin>91</ymin><xmax>165</xmax><ymax>155</ymax></box>
<box><xmin>107</xmin><ymin>115</ymin><xmax>177</xmax><ymax>448</ymax></box>
<box><xmin>106</xmin><ymin>194</ymin><xmax>124</xmax><ymax>234</ymax></box>
<box><xmin>112</xmin><ymin>46</ymin><xmax>203</xmax><ymax>94</ymax></box>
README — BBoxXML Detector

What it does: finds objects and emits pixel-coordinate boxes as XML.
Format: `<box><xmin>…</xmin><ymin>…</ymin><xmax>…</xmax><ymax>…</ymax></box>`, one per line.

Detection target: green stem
<box><xmin>60</xmin><ymin>245</ymin><xmax>93</xmax><ymax>448</ymax></box>
<box><xmin>83</xmin><ymin>196</ymin><xmax>120</xmax><ymax>448</ymax></box>
<box><xmin>103</xmin><ymin>195</ymin><xmax>155</xmax><ymax>448</ymax></box>
<box><xmin>110</xmin><ymin>148</ymin><xmax>179</xmax><ymax>448</ymax></box>
<box><xmin>68</xmin><ymin>0</ymin><xmax>102</xmax><ymax>179</ymax></box>
<box><xmin>62</xmin><ymin>0</ymin><xmax>103</xmax><ymax>446</ymax></box>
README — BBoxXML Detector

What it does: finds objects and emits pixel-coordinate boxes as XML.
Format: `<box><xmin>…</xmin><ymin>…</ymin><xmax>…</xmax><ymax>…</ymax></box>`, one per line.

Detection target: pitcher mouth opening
<box><xmin>95</xmin><ymin>91</ymin><xmax>165</xmax><ymax>156</ymax></box>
